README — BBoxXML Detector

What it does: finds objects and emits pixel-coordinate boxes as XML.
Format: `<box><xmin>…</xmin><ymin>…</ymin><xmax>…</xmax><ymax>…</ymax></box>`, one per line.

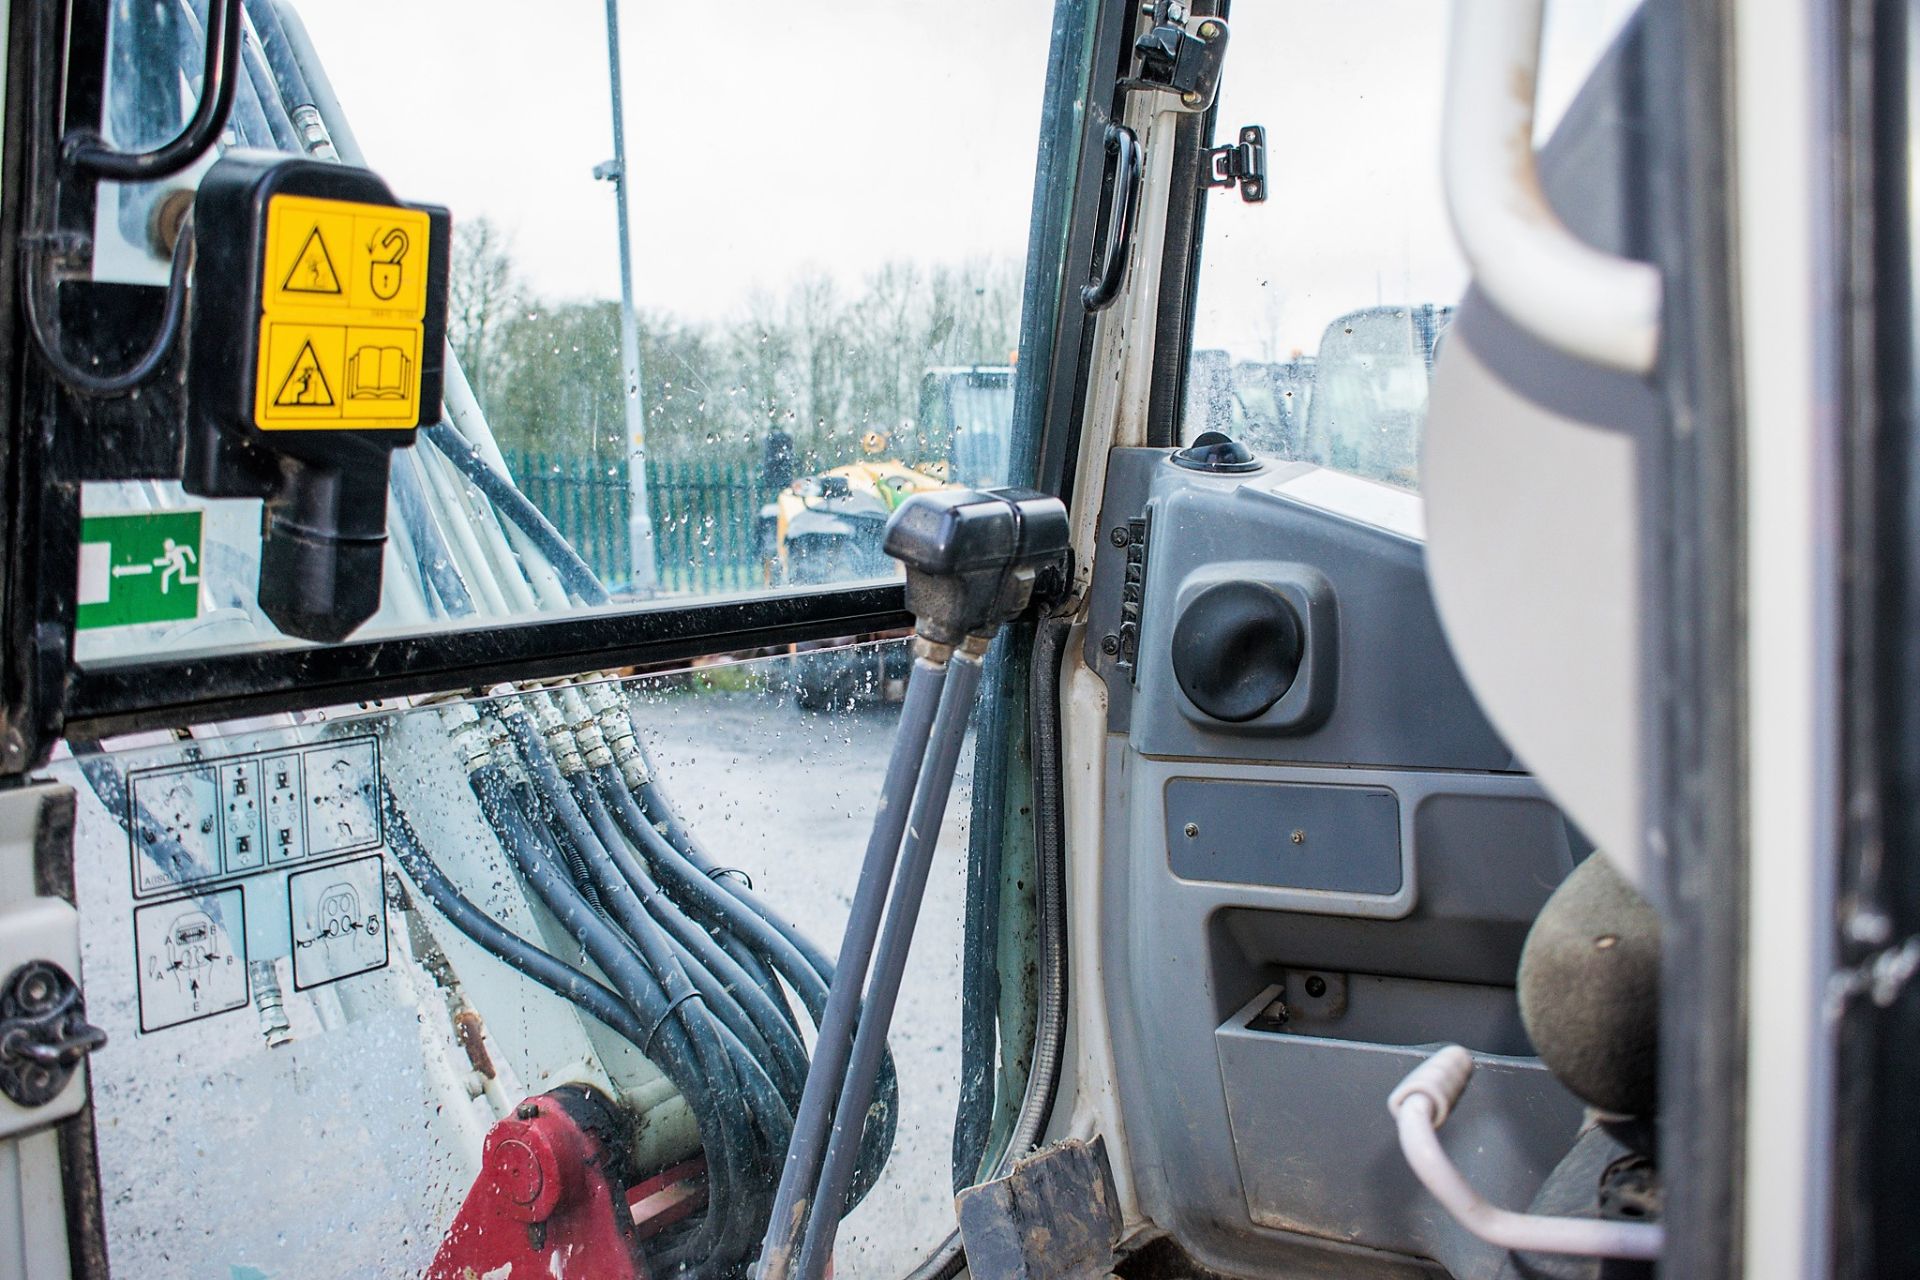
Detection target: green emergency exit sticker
<box><xmin>75</xmin><ymin>511</ymin><xmax>203</xmax><ymax>630</ymax></box>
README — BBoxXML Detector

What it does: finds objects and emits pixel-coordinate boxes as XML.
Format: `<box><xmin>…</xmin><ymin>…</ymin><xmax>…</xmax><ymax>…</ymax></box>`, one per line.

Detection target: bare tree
<box><xmin>448</xmin><ymin>217</ymin><xmax>523</xmax><ymax>405</ymax></box>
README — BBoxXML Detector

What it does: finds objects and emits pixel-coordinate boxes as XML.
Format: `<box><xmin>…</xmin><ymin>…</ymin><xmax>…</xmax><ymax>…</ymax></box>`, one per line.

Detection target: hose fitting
<box><xmin>583</xmin><ymin>683</ymin><xmax>652</xmax><ymax>790</ymax></box>
<box><xmin>533</xmin><ymin>693</ymin><xmax>586</xmax><ymax>777</ymax></box>
<box><xmin>442</xmin><ymin>703</ymin><xmax>494</xmax><ymax>774</ymax></box>
<box><xmin>558</xmin><ymin>688</ymin><xmax>614</xmax><ymax>771</ymax></box>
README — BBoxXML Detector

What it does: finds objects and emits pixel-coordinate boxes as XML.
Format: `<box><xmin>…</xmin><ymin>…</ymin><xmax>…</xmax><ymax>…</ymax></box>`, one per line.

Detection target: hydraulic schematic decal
<box><xmin>133</xmin><ymin>887</ymin><xmax>249</xmax><ymax>1033</ymax></box>
<box><xmin>255</xmin><ymin>195</ymin><xmax>434</xmax><ymax>430</ymax></box>
<box><xmin>123</xmin><ymin>735</ymin><xmax>391</xmax><ymax>1032</ymax></box>
<box><xmin>74</xmin><ymin>510</ymin><xmax>203</xmax><ymax>630</ymax></box>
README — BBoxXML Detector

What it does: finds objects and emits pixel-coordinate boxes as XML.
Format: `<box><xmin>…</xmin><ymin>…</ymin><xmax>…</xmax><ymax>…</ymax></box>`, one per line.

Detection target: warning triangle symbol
<box><xmin>273</xmin><ymin>340</ymin><xmax>335</xmax><ymax>407</ymax></box>
<box><xmin>282</xmin><ymin>227</ymin><xmax>342</xmax><ymax>295</ymax></box>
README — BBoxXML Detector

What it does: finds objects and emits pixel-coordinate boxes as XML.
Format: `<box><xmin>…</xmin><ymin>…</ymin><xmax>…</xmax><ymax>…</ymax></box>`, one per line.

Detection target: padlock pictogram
<box><xmin>369</xmin><ymin>227</ymin><xmax>410</xmax><ymax>302</ymax></box>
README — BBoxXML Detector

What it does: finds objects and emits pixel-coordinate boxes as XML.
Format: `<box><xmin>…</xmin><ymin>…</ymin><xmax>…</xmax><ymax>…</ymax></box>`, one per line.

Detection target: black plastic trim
<box><xmin>1018</xmin><ymin>0</ymin><xmax>1139</xmax><ymax>505</ymax></box>
<box><xmin>64</xmin><ymin>585</ymin><xmax>910</xmax><ymax>740</ymax></box>
<box><xmin>1642</xmin><ymin>0</ymin><xmax>1748</xmax><ymax>1275</ymax></box>
<box><xmin>1144</xmin><ymin>0</ymin><xmax>1225</xmax><ymax>449</ymax></box>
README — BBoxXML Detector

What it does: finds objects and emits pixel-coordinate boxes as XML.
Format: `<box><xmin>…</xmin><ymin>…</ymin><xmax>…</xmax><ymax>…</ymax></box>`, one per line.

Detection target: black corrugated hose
<box><xmin>902</xmin><ymin>614</ymin><xmax>1075</xmax><ymax>1280</ymax></box>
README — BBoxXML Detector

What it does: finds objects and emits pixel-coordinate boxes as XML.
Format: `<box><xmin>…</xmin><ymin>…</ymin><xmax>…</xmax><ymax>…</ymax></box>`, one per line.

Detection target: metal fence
<box><xmin>503</xmin><ymin>451</ymin><xmax>767</xmax><ymax>595</ymax></box>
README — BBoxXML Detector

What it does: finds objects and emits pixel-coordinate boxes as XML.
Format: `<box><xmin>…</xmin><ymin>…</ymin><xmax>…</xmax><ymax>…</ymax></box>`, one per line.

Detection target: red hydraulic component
<box><xmin>427</xmin><ymin>1085</ymin><xmax>705</xmax><ymax>1280</ymax></box>
<box><xmin>629</xmin><ymin>1156</ymin><xmax>709</xmax><ymax>1243</ymax></box>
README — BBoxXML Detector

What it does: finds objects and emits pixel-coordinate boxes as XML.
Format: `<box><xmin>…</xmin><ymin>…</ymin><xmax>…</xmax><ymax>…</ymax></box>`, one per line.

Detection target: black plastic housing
<box><xmin>184</xmin><ymin>151</ymin><xmax>450</xmax><ymax>642</ymax></box>
<box><xmin>884</xmin><ymin>487</ymin><xmax>1070</xmax><ymax>645</ymax></box>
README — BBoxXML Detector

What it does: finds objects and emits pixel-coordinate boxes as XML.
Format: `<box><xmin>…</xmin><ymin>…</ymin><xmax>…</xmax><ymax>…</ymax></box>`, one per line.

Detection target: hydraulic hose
<box><xmin>473</xmin><ymin>765</ymin><xmax>750</xmax><ymax>1275</ymax></box>
<box><xmin>903</xmin><ymin>615</ymin><xmax>1074</xmax><ymax>1280</ymax></box>
<box><xmin>640</xmin><ymin>775</ymin><xmax>845</xmax><ymax>983</ymax></box>
<box><xmin>495</xmin><ymin>725</ymin><xmax>804</xmax><ymax>1273</ymax></box>
<box><xmin>759</xmin><ymin>658</ymin><xmax>950</xmax><ymax>1280</ymax></box>
<box><xmin>425</xmin><ymin>423</ymin><xmax>611</xmax><ymax>605</ymax></box>
<box><xmin>568</xmin><ymin>775</ymin><xmax>811</xmax><ymax>1103</ymax></box>
<box><xmin>544</xmin><ymin>779</ymin><xmax>793</xmax><ymax>1096</ymax></box>
<box><xmin>390</xmin><ymin>448</ymin><xmax>476</xmax><ymax>618</ymax></box>
<box><xmin>507</xmin><ymin>743</ymin><xmax>778</xmax><ymax>1078</ymax></box>
<box><xmin>602</xmin><ymin>766</ymin><xmax>898</xmax><ymax>1205</ymax></box>
<box><xmin>380</xmin><ymin>783</ymin><xmax>649</xmax><ymax>1046</ymax></box>
<box><xmin>793</xmin><ymin>650</ymin><xmax>985</xmax><ymax>1280</ymax></box>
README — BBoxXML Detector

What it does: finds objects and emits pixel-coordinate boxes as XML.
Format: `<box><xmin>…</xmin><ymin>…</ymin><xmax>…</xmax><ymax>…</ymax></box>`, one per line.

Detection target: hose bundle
<box><xmin>384</xmin><ymin>686</ymin><xmax>899</xmax><ymax>1278</ymax></box>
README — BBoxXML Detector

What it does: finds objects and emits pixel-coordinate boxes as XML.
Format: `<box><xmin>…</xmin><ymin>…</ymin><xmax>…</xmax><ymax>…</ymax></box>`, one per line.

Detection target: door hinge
<box><xmin>1205</xmin><ymin>125</ymin><xmax>1268</xmax><ymax>203</ymax></box>
<box><xmin>0</xmin><ymin>960</ymin><xmax>105</xmax><ymax>1108</ymax></box>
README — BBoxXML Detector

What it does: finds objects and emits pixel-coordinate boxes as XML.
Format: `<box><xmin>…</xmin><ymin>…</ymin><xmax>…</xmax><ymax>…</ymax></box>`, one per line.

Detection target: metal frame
<box><xmin>1830</xmin><ymin>0</ymin><xmax>1919</xmax><ymax>1273</ymax></box>
<box><xmin>62</xmin><ymin>585</ymin><xmax>913</xmax><ymax>740</ymax></box>
<box><xmin>1015</xmin><ymin>0</ymin><xmax>1140</xmax><ymax>511</ymax></box>
<box><xmin>1141</xmin><ymin>3</ymin><xmax>1223</xmax><ymax>449</ymax></box>
<box><xmin>1637</xmin><ymin>1</ymin><xmax>1748</xmax><ymax>1273</ymax></box>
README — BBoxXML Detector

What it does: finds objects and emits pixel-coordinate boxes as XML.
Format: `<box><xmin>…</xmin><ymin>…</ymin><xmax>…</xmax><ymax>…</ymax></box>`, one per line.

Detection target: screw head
<box><xmin>1304</xmin><ymin>975</ymin><xmax>1328</xmax><ymax>999</ymax></box>
<box><xmin>1100</xmin><ymin>634</ymin><xmax>1122</xmax><ymax>656</ymax></box>
<box><xmin>1182</xmin><ymin>90</ymin><xmax>1204</xmax><ymax>106</ymax></box>
<box><xmin>1109</xmin><ymin>526</ymin><xmax>1130</xmax><ymax>548</ymax></box>
<box><xmin>1290</xmin><ymin>829</ymin><xmax>1306</xmax><ymax>845</ymax></box>
<box><xmin>1184</xmin><ymin>822</ymin><xmax>1199</xmax><ymax>838</ymax></box>
<box><xmin>1198</xmin><ymin>19</ymin><xmax>1223</xmax><ymax>38</ymax></box>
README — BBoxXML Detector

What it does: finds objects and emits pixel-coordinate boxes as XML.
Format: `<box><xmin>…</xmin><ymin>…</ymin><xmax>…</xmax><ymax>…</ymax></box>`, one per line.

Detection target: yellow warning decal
<box><xmin>256</xmin><ymin>321</ymin><xmax>424</xmax><ymax>430</ymax></box>
<box><xmin>281</xmin><ymin>226</ymin><xmax>342</xmax><ymax>298</ymax></box>
<box><xmin>255</xmin><ymin>194</ymin><xmax>431</xmax><ymax>430</ymax></box>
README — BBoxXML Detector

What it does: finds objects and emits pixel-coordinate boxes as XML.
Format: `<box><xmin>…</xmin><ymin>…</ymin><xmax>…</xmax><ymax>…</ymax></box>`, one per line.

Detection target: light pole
<box><xmin>596</xmin><ymin>0</ymin><xmax>657</xmax><ymax>594</ymax></box>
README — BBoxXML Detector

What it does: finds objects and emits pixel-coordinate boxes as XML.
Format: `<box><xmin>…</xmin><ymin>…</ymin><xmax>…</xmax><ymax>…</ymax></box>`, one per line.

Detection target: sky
<box><xmin>298</xmin><ymin>0</ymin><xmax>1639</xmax><ymax>361</ymax></box>
<box><xmin>301</xmin><ymin>1</ymin><xmax>1055</xmax><ymax>319</ymax></box>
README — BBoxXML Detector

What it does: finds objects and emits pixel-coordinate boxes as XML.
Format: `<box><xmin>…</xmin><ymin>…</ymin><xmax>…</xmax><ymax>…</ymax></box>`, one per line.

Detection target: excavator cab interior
<box><xmin>0</xmin><ymin>3</ymin><xmax>1911</xmax><ymax>1280</ymax></box>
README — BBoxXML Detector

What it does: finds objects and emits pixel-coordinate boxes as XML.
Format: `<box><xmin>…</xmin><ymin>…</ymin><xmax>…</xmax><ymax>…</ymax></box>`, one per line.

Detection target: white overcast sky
<box><xmin>299</xmin><ymin>1</ymin><xmax>1638</xmax><ymax>359</ymax></box>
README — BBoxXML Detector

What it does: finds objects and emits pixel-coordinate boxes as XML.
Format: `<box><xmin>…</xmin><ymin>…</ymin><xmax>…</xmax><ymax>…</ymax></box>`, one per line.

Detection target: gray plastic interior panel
<box><xmin>1167</xmin><ymin>777</ymin><xmax>1401</xmax><ymax>896</ymax></box>
<box><xmin>1086</xmin><ymin>449</ymin><xmax>1521</xmax><ymax>772</ymax></box>
<box><xmin>1217</xmin><ymin>987</ymin><xmax>1584</xmax><ymax>1276</ymax></box>
<box><xmin>1092</xmin><ymin>455</ymin><xmax>1584</xmax><ymax>1278</ymax></box>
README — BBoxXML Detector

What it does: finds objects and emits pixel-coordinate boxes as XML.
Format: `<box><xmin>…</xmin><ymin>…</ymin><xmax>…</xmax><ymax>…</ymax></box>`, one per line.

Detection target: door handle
<box><xmin>1082</xmin><ymin>123</ymin><xmax>1143</xmax><ymax>312</ymax></box>
<box><xmin>1441</xmin><ymin>0</ymin><xmax>1662</xmax><ymax>374</ymax></box>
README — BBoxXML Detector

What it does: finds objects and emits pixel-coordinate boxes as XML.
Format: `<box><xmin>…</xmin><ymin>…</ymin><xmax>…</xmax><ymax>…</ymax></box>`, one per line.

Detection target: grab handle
<box><xmin>1442</xmin><ymin>0</ymin><xmax>1662</xmax><ymax>374</ymax></box>
<box><xmin>1082</xmin><ymin>123</ymin><xmax>1142</xmax><ymax>312</ymax></box>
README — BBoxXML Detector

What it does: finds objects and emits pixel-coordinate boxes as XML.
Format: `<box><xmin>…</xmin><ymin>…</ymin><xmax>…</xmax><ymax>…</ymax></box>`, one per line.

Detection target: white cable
<box><xmin>441</xmin><ymin>354</ymin><xmax>517</xmax><ymax>479</ymax></box>
<box><xmin>380</xmin><ymin>518</ymin><xmax>434</xmax><ymax>626</ymax></box>
<box><xmin>446</xmin><ymin>455</ymin><xmax>540</xmax><ymax>616</ymax></box>
<box><xmin>1388</xmin><ymin>1045</ymin><xmax>1665</xmax><ymax>1261</ymax></box>
<box><xmin>504</xmin><ymin>521</ymin><xmax>573</xmax><ymax>612</ymax></box>
<box><xmin>418</xmin><ymin>446</ymin><xmax>512</xmax><ymax>617</ymax></box>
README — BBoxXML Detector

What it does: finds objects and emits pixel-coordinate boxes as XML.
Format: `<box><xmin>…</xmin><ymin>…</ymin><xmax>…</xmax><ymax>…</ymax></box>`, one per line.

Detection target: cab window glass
<box><xmin>58</xmin><ymin>642</ymin><xmax>977</xmax><ymax>1276</ymax></box>
<box><xmin>1182</xmin><ymin>0</ymin><xmax>1639</xmax><ymax>494</ymax></box>
<box><xmin>73</xmin><ymin>2</ymin><xmax>1051</xmax><ymax>663</ymax></box>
